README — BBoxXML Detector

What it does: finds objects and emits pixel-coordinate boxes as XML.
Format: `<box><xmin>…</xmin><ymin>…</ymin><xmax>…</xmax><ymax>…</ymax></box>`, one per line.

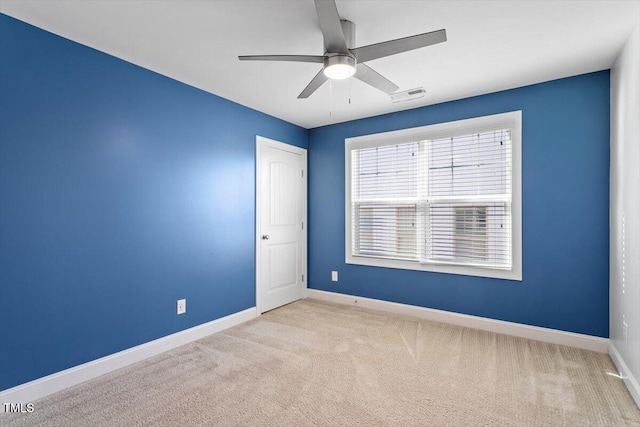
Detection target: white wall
<box><xmin>610</xmin><ymin>23</ymin><xmax>640</xmax><ymax>407</ymax></box>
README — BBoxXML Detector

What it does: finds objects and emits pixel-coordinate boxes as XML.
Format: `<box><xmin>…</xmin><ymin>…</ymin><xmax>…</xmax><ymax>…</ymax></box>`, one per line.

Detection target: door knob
<box><xmin>262</xmin><ymin>235</ymin><xmax>270</xmax><ymax>240</ymax></box>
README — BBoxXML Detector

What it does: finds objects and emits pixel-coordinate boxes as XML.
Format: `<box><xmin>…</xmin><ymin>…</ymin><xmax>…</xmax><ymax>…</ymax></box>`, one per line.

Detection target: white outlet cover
<box><xmin>331</xmin><ymin>271</ymin><xmax>338</xmax><ymax>282</ymax></box>
<box><xmin>177</xmin><ymin>299</ymin><xmax>186</xmax><ymax>315</ymax></box>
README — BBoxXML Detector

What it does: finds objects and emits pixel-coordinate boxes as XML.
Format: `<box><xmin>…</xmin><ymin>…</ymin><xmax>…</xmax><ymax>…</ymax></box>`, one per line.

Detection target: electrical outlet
<box><xmin>331</xmin><ymin>271</ymin><xmax>338</xmax><ymax>282</ymax></box>
<box><xmin>177</xmin><ymin>299</ymin><xmax>186</xmax><ymax>315</ymax></box>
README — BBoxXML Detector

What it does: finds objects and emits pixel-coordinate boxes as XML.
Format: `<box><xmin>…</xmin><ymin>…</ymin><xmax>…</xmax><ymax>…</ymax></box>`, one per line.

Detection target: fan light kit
<box><xmin>239</xmin><ymin>0</ymin><xmax>446</xmax><ymax>99</ymax></box>
<box><xmin>323</xmin><ymin>54</ymin><xmax>356</xmax><ymax>79</ymax></box>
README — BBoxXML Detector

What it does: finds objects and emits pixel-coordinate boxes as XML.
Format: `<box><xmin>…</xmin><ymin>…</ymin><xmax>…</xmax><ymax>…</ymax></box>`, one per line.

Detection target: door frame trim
<box><xmin>255</xmin><ymin>136</ymin><xmax>307</xmax><ymax>315</ymax></box>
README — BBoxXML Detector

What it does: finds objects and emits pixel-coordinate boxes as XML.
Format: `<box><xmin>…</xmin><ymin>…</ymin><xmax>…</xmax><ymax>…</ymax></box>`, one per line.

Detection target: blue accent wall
<box><xmin>308</xmin><ymin>71</ymin><xmax>610</xmax><ymax>338</ymax></box>
<box><xmin>0</xmin><ymin>14</ymin><xmax>307</xmax><ymax>390</ymax></box>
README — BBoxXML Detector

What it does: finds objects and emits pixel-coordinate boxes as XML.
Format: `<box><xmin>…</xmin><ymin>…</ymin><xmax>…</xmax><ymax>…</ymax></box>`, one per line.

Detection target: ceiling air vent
<box><xmin>390</xmin><ymin>87</ymin><xmax>426</xmax><ymax>103</ymax></box>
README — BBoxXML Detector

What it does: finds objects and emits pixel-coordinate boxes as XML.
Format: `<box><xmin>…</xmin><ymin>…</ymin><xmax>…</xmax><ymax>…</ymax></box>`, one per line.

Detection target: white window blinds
<box><xmin>352</xmin><ymin>143</ymin><xmax>420</xmax><ymax>260</ymax></box>
<box><xmin>350</xmin><ymin>129</ymin><xmax>512</xmax><ymax>270</ymax></box>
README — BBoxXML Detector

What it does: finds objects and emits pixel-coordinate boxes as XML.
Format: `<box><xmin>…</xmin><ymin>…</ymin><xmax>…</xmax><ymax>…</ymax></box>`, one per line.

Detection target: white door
<box><xmin>256</xmin><ymin>136</ymin><xmax>307</xmax><ymax>313</ymax></box>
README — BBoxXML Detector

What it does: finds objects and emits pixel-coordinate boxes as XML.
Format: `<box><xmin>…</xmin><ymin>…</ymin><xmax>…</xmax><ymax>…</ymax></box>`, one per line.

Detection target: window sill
<box><xmin>346</xmin><ymin>254</ymin><xmax>522</xmax><ymax>281</ymax></box>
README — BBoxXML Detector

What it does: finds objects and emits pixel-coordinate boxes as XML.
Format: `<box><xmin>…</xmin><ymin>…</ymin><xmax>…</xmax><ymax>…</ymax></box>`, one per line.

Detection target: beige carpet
<box><xmin>4</xmin><ymin>299</ymin><xmax>640</xmax><ymax>426</ymax></box>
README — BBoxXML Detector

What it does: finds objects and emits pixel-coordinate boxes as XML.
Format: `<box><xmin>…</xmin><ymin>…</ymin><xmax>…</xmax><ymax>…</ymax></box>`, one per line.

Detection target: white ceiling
<box><xmin>1</xmin><ymin>0</ymin><xmax>639</xmax><ymax>129</ymax></box>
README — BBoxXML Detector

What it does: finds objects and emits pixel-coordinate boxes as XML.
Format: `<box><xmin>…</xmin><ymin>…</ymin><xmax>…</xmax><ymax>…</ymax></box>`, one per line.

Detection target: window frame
<box><xmin>345</xmin><ymin>111</ymin><xmax>522</xmax><ymax>281</ymax></box>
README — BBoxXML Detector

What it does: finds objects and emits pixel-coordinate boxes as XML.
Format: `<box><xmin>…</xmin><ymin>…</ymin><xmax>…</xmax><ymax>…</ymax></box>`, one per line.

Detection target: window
<box><xmin>345</xmin><ymin>111</ymin><xmax>522</xmax><ymax>280</ymax></box>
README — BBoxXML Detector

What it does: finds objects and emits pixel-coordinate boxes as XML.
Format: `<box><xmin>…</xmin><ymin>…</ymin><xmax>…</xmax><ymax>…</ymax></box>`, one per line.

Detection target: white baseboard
<box><xmin>609</xmin><ymin>341</ymin><xmax>640</xmax><ymax>408</ymax></box>
<box><xmin>0</xmin><ymin>307</ymin><xmax>257</xmax><ymax>404</ymax></box>
<box><xmin>307</xmin><ymin>289</ymin><xmax>609</xmax><ymax>353</ymax></box>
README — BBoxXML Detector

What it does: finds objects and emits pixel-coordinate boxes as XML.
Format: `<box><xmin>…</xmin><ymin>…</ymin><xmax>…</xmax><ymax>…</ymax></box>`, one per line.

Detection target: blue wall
<box><xmin>308</xmin><ymin>71</ymin><xmax>610</xmax><ymax>338</ymax></box>
<box><xmin>0</xmin><ymin>15</ymin><xmax>307</xmax><ymax>390</ymax></box>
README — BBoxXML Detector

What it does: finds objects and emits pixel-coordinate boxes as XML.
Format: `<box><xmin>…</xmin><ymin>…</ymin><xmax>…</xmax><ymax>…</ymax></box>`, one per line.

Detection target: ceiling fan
<box><xmin>239</xmin><ymin>0</ymin><xmax>447</xmax><ymax>99</ymax></box>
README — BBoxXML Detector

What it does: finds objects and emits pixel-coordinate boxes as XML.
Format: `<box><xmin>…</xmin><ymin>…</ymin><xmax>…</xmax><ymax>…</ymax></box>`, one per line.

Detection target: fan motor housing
<box><xmin>324</xmin><ymin>54</ymin><xmax>356</xmax><ymax>70</ymax></box>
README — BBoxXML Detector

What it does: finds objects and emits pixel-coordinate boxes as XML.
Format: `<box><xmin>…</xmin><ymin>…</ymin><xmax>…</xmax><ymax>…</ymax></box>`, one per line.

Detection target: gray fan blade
<box><xmin>239</xmin><ymin>55</ymin><xmax>325</xmax><ymax>63</ymax></box>
<box><xmin>314</xmin><ymin>0</ymin><xmax>349</xmax><ymax>54</ymax></box>
<box><xmin>351</xmin><ymin>29</ymin><xmax>447</xmax><ymax>63</ymax></box>
<box><xmin>298</xmin><ymin>68</ymin><xmax>329</xmax><ymax>99</ymax></box>
<box><xmin>354</xmin><ymin>64</ymin><xmax>399</xmax><ymax>94</ymax></box>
